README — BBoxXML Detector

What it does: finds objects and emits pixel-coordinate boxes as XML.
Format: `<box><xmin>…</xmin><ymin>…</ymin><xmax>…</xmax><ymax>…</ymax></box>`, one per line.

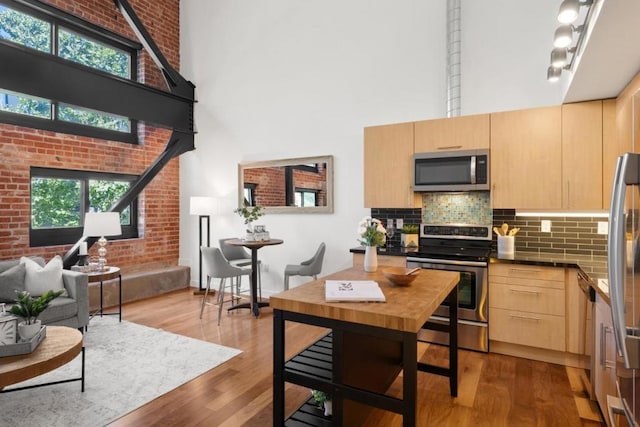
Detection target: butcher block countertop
<box><xmin>270</xmin><ymin>266</ymin><xmax>459</xmax><ymax>333</ymax></box>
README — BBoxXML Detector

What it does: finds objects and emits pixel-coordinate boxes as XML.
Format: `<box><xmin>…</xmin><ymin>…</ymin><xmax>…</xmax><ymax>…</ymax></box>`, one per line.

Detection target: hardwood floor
<box><xmin>109</xmin><ymin>288</ymin><xmax>604</xmax><ymax>426</ymax></box>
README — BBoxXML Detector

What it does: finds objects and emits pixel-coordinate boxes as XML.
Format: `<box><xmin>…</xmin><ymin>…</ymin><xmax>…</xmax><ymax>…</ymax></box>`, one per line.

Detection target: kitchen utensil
<box><xmin>406</xmin><ymin>267</ymin><xmax>420</xmax><ymax>275</ymax></box>
<box><xmin>509</xmin><ymin>227</ymin><xmax>520</xmax><ymax>236</ymax></box>
<box><xmin>501</xmin><ymin>223</ymin><xmax>509</xmax><ymax>236</ymax></box>
<box><xmin>493</xmin><ymin>227</ymin><xmax>502</xmax><ymax>236</ymax></box>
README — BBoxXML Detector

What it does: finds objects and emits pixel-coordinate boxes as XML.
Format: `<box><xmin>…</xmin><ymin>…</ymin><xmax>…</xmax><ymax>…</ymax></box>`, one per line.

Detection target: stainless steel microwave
<box><xmin>413</xmin><ymin>149</ymin><xmax>490</xmax><ymax>191</ymax></box>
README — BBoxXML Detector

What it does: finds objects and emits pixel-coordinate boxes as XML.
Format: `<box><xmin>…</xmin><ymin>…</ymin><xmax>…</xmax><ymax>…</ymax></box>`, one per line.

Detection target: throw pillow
<box><xmin>0</xmin><ymin>263</ymin><xmax>26</xmax><ymax>303</ymax></box>
<box><xmin>20</xmin><ymin>255</ymin><xmax>67</xmax><ymax>297</ymax></box>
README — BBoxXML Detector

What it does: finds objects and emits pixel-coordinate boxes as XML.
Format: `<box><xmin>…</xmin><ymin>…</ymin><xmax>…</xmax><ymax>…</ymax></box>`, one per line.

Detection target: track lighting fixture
<box><xmin>546</xmin><ymin>0</ymin><xmax>595</xmax><ymax>82</ymax></box>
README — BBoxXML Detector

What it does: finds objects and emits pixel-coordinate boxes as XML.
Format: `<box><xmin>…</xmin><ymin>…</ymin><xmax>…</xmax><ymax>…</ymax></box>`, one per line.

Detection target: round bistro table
<box><xmin>225</xmin><ymin>238</ymin><xmax>283</xmax><ymax>316</ymax></box>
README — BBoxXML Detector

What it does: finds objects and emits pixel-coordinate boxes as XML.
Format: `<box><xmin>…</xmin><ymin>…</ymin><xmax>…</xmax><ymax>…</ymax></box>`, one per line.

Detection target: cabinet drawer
<box><xmin>490</xmin><ymin>264</ymin><xmax>565</xmax><ymax>282</ymax></box>
<box><xmin>489</xmin><ymin>283</ymin><xmax>565</xmax><ymax>316</ymax></box>
<box><xmin>490</xmin><ymin>308</ymin><xmax>565</xmax><ymax>351</ymax></box>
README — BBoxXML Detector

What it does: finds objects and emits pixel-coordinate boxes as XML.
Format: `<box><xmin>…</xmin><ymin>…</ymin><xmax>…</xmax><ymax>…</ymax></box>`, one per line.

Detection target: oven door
<box><xmin>407</xmin><ymin>258</ymin><xmax>488</xmax><ymax>323</ymax></box>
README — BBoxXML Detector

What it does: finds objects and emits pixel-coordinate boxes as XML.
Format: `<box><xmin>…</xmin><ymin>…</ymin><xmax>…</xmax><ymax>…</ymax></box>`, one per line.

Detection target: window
<box><xmin>243</xmin><ymin>183</ymin><xmax>257</xmax><ymax>206</ymax></box>
<box><xmin>30</xmin><ymin>167</ymin><xmax>139</xmax><ymax>247</ymax></box>
<box><xmin>295</xmin><ymin>189</ymin><xmax>318</xmax><ymax>207</ymax></box>
<box><xmin>0</xmin><ymin>1</ymin><xmax>138</xmax><ymax>143</ymax></box>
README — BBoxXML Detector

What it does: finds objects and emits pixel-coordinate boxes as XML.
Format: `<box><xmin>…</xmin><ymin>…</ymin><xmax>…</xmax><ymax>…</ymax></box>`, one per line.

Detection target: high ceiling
<box><xmin>563</xmin><ymin>0</ymin><xmax>640</xmax><ymax>103</ymax></box>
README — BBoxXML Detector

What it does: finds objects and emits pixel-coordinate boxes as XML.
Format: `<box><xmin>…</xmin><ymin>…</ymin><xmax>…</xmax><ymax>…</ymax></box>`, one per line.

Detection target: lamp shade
<box><xmin>83</xmin><ymin>212</ymin><xmax>122</xmax><ymax>237</ymax></box>
<box><xmin>190</xmin><ymin>196</ymin><xmax>216</xmax><ymax>216</ymax></box>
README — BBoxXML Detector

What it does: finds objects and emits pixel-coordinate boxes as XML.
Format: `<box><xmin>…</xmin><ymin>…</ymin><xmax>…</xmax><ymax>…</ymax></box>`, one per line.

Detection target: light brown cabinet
<box><xmin>602</xmin><ymin>98</ymin><xmax>620</xmax><ymax>209</ymax></box>
<box><xmin>489</xmin><ymin>263</ymin><xmax>566</xmax><ymax>351</ymax></box>
<box><xmin>562</xmin><ymin>101</ymin><xmax>604</xmax><ymax>209</ymax></box>
<box><xmin>363</xmin><ymin>122</ymin><xmax>420</xmax><ymax>208</ymax></box>
<box><xmin>414</xmin><ymin>113</ymin><xmax>490</xmax><ymax>152</ymax></box>
<box><xmin>490</xmin><ymin>106</ymin><xmax>563</xmax><ymax>209</ymax></box>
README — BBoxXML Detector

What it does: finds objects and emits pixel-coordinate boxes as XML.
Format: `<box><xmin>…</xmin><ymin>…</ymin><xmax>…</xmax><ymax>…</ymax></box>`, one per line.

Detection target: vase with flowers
<box><xmin>234</xmin><ymin>204</ymin><xmax>264</xmax><ymax>241</ymax></box>
<box><xmin>357</xmin><ymin>216</ymin><xmax>386</xmax><ymax>272</ymax></box>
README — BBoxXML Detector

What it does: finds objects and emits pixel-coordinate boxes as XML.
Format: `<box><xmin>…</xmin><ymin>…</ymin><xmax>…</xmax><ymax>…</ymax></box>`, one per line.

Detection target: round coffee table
<box><xmin>0</xmin><ymin>326</ymin><xmax>84</xmax><ymax>392</ymax></box>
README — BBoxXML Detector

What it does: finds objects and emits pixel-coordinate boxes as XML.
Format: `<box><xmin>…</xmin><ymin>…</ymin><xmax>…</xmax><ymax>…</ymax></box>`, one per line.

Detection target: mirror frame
<box><xmin>238</xmin><ymin>155</ymin><xmax>334</xmax><ymax>214</ymax></box>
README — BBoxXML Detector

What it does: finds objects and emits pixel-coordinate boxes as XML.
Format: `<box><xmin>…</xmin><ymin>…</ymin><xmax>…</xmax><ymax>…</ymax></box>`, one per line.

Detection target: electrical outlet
<box><xmin>541</xmin><ymin>220</ymin><xmax>552</xmax><ymax>233</ymax></box>
<box><xmin>396</xmin><ymin>219</ymin><xmax>403</xmax><ymax>229</ymax></box>
<box><xmin>597</xmin><ymin>221</ymin><xmax>608</xmax><ymax>235</ymax></box>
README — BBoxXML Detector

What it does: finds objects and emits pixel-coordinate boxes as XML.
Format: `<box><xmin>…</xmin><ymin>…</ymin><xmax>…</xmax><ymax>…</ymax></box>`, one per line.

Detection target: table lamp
<box><xmin>83</xmin><ymin>212</ymin><xmax>122</xmax><ymax>271</ymax></box>
<box><xmin>190</xmin><ymin>197</ymin><xmax>216</xmax><ymax>292</ymax></box>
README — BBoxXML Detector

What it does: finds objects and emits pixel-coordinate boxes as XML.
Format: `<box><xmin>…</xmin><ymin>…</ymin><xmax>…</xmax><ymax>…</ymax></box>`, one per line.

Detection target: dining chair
<box><xmin>219</xmin><ymin>238</ymin><xmax>263</xmax><ymax>299</ymax></box>
<box><xmin>283</xmin><ymin>242</ymin><xmax>326</xmax><ymax>290</ymax></box>
<box><xmin>199</xmin><ymin>246</ymin><xmax>251</xmax><ymax>325</ymax></box>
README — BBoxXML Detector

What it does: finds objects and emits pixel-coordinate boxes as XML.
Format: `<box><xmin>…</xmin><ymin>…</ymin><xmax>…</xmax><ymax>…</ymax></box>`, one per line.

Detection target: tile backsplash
<box><xmin>372</xmin><ymin>195</ymin><xmax>607</xmax><ymax>257</ymax></box>
<box><xmin>422</xmin><ymin>192</ymin><xmax>492</xmax><ymax>225</ymax></box>
<box><xmin>493</xmin><ymin>209</ymin><xmax>607</xmax><ymax>256</ymax></box>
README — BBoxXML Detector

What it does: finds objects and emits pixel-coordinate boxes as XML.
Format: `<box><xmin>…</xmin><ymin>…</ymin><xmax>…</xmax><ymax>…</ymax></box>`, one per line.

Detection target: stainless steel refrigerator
<box><xmin>609</xmin><ymin>152</ymin><xmax>640</xmax><ymax>426</ymax></box>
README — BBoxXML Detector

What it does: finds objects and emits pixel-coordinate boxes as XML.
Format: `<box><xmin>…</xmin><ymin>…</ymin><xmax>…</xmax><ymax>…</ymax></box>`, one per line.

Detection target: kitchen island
<box><xmin>271</xmin><ymin>266</ymin><xmax>459</xmax><ymax>426</ymax></box>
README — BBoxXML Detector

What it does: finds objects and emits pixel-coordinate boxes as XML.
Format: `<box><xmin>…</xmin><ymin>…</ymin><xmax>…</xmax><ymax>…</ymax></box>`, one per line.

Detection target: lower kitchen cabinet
<box><xmin>593</xmin><ymin>292</ymin><xmax>617</xmax><ymax>426</ymax></box>
<box><xmin>489</xmin><ymin>264</ymin><xmax>566</xmax><ymax>352</ymax></box>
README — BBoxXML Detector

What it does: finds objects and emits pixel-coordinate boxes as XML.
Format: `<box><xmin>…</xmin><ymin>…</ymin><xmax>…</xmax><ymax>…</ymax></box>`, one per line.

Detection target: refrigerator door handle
<box><xmin>609</xmin><ymin>153</ymin><xmax>640</xmax><ymax>369</ymax></box>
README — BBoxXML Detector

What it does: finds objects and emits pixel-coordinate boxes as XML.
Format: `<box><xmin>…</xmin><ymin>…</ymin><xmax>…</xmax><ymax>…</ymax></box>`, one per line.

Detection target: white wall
<box><xmin>179</xmin><ymin>0</ymin><xmax>564</xmax><ymax>294</ymax></box>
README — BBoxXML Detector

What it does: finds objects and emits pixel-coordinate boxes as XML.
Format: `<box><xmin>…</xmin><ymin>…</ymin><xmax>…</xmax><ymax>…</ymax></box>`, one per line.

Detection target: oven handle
<box><xmin>407</xmin><ymin>256</ymin><xmax>487</xmax><ymax>268</ymax></box>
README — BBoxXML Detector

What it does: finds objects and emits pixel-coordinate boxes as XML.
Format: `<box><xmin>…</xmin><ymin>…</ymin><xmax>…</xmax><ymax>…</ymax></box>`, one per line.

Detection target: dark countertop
<box><xmin>349</xmin><ymin>246</ymin><xmax>610</xmax><ymax>302</ymax></box>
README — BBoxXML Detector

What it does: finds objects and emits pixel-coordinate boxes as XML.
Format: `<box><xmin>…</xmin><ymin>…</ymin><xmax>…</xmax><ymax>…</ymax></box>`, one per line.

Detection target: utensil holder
<box><xmin>498</xmin><ymin>235</ymin><xmax>515</xmax><ymax>255</ymax></box>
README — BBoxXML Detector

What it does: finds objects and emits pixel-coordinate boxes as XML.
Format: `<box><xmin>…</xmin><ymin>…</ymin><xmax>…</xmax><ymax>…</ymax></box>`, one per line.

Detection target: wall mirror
<box><xmin>238</xmin><ymin>155</ymin><xmax>334</xmax><ymax>214</ymax></box>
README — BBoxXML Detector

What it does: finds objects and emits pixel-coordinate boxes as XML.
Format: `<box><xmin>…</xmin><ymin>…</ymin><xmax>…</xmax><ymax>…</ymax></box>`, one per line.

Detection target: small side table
<box><xmin>88</xmin><ymin>266</ymin><xmax>122</xmax><ymax>322</ymax></box>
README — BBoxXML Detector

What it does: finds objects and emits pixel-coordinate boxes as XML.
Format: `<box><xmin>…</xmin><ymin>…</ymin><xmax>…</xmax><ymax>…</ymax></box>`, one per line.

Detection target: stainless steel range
<box><xmin>407</xmin><ymin>224</ymin><xmax>491</xmax><ymax>352</ymax></box>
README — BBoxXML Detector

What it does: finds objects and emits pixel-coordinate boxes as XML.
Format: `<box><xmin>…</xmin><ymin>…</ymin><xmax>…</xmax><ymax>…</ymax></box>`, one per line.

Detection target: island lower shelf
<box><xmin>283</xmin><ymin>330</ymin><xmax>405</xmax><ymax>426</ymax></box>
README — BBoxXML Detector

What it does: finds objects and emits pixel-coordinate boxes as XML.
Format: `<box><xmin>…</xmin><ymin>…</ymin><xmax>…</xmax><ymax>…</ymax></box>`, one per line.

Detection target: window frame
<box><xmin>0</xmin><ymin>0</ymin><xmax>141</xmax><ymax>144</ymax></box>
<box><xmin>294</xmin><ymin>188</ymin><xmax>319</xmax><ymax>207</ymax></box>
<box><xmin>29</xmin><ymin>167</ymin><xmax>139</xmax><ymax>247</ymax></box>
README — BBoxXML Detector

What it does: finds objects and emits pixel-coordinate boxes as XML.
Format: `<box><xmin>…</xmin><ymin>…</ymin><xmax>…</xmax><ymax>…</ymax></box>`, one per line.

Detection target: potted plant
<box><xmin>400</xmin><ymin>224</ymin><xmax>419</xmax><ymax>248</ymax></box>
<box><xmin>234</xmin><ymin>204</ymin><xmax>264</xmax><ymax>241</ymax></box>
<box><xmin>9</xmin><ymin>290</ymin><xmax>64</xmax><ymax>340</ymax></box>
<box><xmin>311</xmin><ymin>389</ymin><xmax>332</xmax><ymax>416</ymax></box>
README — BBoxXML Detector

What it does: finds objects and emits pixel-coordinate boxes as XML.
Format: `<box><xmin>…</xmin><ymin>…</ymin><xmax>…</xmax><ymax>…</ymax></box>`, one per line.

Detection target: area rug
<box><xmin>0</xmin><ymin>317</ymin><xmax>242</xmax><ymax>426</ymax></box>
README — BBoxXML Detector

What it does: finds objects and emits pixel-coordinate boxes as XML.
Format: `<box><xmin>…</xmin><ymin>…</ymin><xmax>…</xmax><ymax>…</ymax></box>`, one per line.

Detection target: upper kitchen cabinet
<box><xmin>414</xmin><ymin>113</ymin><xmax>490</xmax><ymax>152</ymax></box>
<box><xmin>561</xmin><ymin>101</ymin><xmax>603</xmax><ymax>209</ymax></box>
<box><xmin>602</xmin><ymin>98</ymin><xmax>620</xmax><ymax>209</ymax></box>
<box><xmin>491</xmin><ymin>106</ymin><xmax>562</xmax><ymax>209</ymax></box>
<box><xmin>364</xmin><ymin>122</ymin><xmax>420</xmax><ymax>208</ymax></box>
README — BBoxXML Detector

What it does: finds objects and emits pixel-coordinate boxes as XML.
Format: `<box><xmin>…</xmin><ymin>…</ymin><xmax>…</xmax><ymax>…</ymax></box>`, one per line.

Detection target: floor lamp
<box><xmin>190</xmin><ymin>197</ymin><xmax>215</xmax><ymax>293</ymax></box>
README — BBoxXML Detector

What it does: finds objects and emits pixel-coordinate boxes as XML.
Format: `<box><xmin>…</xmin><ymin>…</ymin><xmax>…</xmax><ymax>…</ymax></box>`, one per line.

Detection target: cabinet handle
<box><xmin>510</xmin><ymin>288</ymin><xmax>540</xmax><ymax>295</ymax></box>
<box><xmin>510</xmin><ymin>314</ymin><xmax>541</xmax><ymax>321</ymax></box>
<box><xmin>603</xmin><ymin>325</ymin><xmax>615</xmax><ymax>369</ymax></box>
<box><xmin>509</xmin><ymin>268</ymin><xmax>542</xmax><ymax>275</ymax></box>
<box><xmin>437</xmin><ymin>145</ymin><xmax>462</xmax><ymax>150</ymax></box>
<box><xmin>600</xmin><ymin>322</ymin><xmax>607</xmax><ymax>367</ymax></box>
<box><xmin>567</xmin><ymin>181</ymin><xmax>571</xmax><ymax>209</ymax></box>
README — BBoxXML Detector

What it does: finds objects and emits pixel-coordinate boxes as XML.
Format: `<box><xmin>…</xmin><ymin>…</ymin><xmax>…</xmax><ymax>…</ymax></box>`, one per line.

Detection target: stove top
<box><xmin>411</xmin><ymin>224</ymin><xmax>492</xmax><ymax>263</ymax></box>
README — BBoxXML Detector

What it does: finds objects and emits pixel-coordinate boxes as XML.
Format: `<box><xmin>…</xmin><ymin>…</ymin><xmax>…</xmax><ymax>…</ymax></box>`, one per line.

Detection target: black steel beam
<box><xmin>62</xmin><ymin>130</ymin><xmax>193</xmax><ymax>268</ymax></box>
<box><xmin>114</xmin><ymin>0</ymin><xmax>194</xmax><ymax>99</ymax></box>
<box><xmin>0</xmin><ymin>41</ymin><xmax>193</xmax><ymax>132</ymax></box>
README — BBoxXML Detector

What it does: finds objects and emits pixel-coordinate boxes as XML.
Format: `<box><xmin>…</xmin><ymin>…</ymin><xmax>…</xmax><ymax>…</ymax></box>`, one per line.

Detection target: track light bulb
<box><xmin>553</xmin><ymin>25</ymin><xmax>573</xmax><ymax>48</ymax></box>
<box><xmin>550</xmin><ymin>48</ymin><xmax>568</xmax><ymax>68</ymax></box>
<box><xmin>558</xmin><ymin>0</ymin><xmax>579</xmax><ymax>24</ymax></box>
<box><xmin>547</xmin><ymin>66</ymin><xmax>561</xmax><ymax>82</ymax></box>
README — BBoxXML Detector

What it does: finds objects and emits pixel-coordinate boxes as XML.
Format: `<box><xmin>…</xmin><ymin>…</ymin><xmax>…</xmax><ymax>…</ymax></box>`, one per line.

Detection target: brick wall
<box><xmin>0</xmin><ymin>0</ymin><xmax>181</xmax><ymax>274</ymax></box>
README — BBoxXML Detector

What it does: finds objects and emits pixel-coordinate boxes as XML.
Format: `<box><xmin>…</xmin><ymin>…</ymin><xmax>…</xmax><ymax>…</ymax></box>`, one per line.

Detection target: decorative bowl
<box><xmin>382</xmin><ymin>267</ymin><xmax>419</xmax><ymax>286</ymax></box>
